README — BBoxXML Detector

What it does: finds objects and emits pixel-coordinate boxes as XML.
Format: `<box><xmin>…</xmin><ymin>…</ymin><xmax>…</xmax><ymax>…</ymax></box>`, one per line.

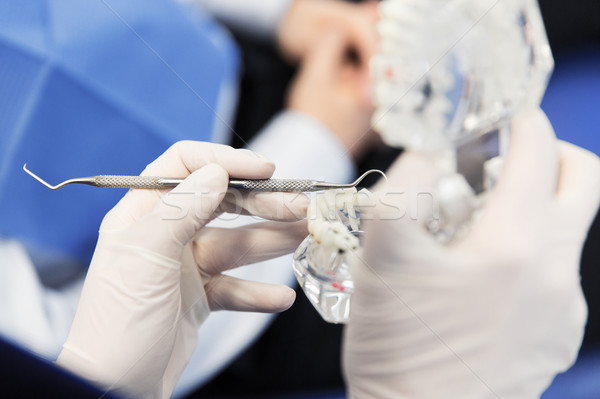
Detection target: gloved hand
<box><xmin>56</xmin><ymin>142</ymin><xmax>308</xmax><ymax>399</ymax></box>
<box><xmin>343</xmin><ymin>109</ymin><xmax>600</xmax><ymax>398</ymax></box>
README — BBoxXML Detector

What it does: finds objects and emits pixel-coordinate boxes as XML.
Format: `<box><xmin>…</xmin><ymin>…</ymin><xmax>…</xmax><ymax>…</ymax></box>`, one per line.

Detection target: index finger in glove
<box><xmin>103</xmin><ymin>142</ymin><xmax>275</xmax><ymax>230</ymax></box>
<box><xmin>491</xmin><ymin>109</ymin><xmax>559</xmax><ymax>210</ymax></box>
<box><xmin>218</xmin><ymin>191</ymin><xmax>309</xmax><ymax>222</ymax></box>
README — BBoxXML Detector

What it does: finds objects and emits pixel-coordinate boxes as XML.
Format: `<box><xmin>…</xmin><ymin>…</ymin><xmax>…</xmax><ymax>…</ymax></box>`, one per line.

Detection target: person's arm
<box><xmin>250</xmin><ymin>27</ymin><xmax>378</xmax><ymax>179</ymax></box>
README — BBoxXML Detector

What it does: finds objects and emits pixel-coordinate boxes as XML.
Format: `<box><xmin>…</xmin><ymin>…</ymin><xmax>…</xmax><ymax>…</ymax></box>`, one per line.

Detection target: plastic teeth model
<box><xmin>372</xmin><ymin>0</ymin><xmax>554</xmax><ymax>239</ymax></box>
<box><xmin>293</xmin><ymin>188</ymin><xmax>371</xmax><ymax>324</ymax></box>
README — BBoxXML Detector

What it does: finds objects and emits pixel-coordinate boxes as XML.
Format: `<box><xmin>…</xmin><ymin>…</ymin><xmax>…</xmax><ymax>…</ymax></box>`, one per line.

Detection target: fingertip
<box><xmin>283</xmin><ymin>193</ymin><xmax>310</xmax><ymax>221</ymax></box>
<box><xmin>274</xmin><ymin>286</ymin><xmax>296</xmax><ymax>312</ymax></box>
<box><xmin>207</xmin><ymin>278</ymin><xmax>297</xmax><ymax>313</ymax></box>
<box><xmin>511</xmin><ymin>108</ymin><xmax>555</xmax><ymax>144</ymax></box>
<box><xmin>229</xmin><ymin>192</ymin><xmax>310</xmax><ymax>222</ymax></box>
<box><xmin>514</xmin><ymin>107</ymin><xmax>548</xmax><ymax>122</ymax></box>
<box><xmin>493</xmin><ymin>108</ymin><xmax>560</xmax><ymax>204</ymax></box>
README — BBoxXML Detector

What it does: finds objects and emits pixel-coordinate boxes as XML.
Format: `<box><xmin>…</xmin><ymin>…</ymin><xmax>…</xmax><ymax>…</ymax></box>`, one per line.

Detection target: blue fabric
<box><xmin>541</xmin><ymin>48</ymin><xmax>600</xmax><ymax>156</ymax></box>
<box><xmin>0</xmin><ymin>0</ymin><xmax>238</xmax><ymax>263</ymax></box>
<box><xmin>542</xmin><ymin>347</ymin><xmax>600</xmax><ymax>399</ymax></box>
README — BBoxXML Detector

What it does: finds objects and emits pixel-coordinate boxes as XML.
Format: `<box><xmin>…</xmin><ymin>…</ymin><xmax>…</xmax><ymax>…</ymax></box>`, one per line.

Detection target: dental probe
<box><xmin>23</xmin><ymin>164</ymin><xmax>386</xmax><ymax>193</ymax></box>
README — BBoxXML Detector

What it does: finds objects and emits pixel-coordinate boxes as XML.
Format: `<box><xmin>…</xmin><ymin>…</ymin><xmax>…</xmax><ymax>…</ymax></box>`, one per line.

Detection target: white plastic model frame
<box><xmin>372</xmin><ymin>0</ymin><xmax>553</xmax><ymax>239</ymax></box>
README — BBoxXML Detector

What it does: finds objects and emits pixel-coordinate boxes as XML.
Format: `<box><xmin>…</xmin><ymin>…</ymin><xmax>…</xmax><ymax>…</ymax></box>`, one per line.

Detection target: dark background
<box><xmin>191</xmin><ymin>1</ymin><xmax>600</xmax><ymax>397</ymax></box>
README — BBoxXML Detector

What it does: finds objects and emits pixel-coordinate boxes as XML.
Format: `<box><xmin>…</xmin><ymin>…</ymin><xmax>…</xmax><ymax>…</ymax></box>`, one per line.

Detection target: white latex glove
<box><xmin>56</xmin><ymin>142</ymin><xmax>308</xmax><ymax>399</ymax></box>
<box><xmin>343</xmin><ymin>109</ymin><xmax>600</xmax><ymax>398</ymax></box>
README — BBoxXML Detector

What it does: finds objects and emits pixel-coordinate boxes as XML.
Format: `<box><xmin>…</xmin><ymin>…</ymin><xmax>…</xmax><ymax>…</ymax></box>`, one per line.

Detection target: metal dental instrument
<box><xmin>23</xmin><ymin>164</ymin><xmax>386</xmax><ymax>192</ymax></box>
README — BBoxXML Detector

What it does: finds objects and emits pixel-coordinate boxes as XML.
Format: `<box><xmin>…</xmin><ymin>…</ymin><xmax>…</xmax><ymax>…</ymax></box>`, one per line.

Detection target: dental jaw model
<box><xmin>372</xmin><ymin>0</ymin><xmax>554</xmax><ymax>239</ymax></box>
<box><xmin>293</xmin><ymin>188</ymin><xmax>370</xmax><ymax>323</ymax></box>
<box><xmin>294</xmin><ymin>0</ymin><xmax>554</xmax><ymax>323</ymax></box>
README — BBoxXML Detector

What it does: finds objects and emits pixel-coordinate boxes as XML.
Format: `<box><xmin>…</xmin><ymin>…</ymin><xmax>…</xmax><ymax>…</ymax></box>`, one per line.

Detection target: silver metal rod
<box><xmin>23</xmin><ymin>164</ymin><xmax>385</xmax><ymax>193</ymax></box>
